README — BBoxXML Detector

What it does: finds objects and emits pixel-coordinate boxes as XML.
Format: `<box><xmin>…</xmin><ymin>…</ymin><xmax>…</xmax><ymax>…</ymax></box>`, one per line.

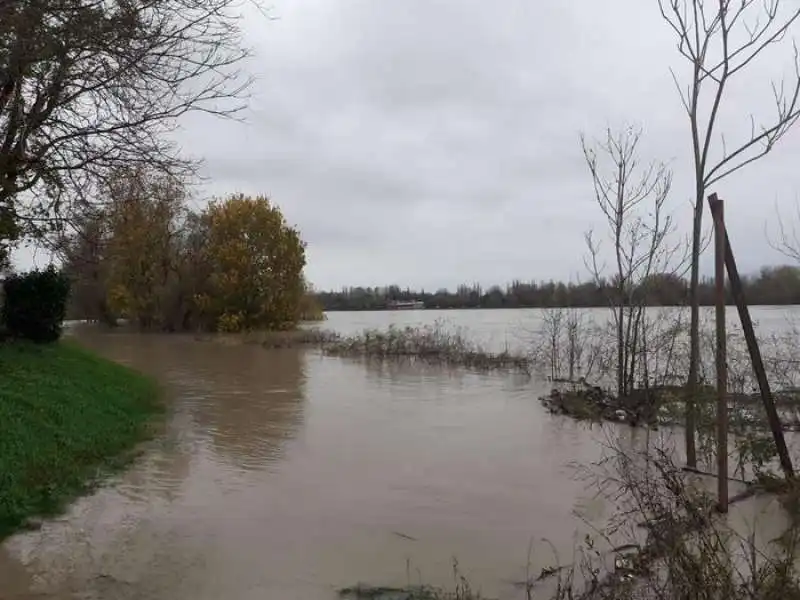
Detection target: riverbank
<box><xmin>0</xmin><ymin>341</ymin><xmax>161</xmax><ymax>540</ymax></box>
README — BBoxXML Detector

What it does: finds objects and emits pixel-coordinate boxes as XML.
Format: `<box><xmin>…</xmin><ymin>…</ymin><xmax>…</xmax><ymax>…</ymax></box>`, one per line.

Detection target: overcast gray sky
<box><xmin>17</xmin><ymin>0</ymin><xmax>800</xmax><ymax>291</ymax></box>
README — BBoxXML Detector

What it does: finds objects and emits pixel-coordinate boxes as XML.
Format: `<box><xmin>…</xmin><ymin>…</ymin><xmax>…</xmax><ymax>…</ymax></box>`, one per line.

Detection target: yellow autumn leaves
<box><xmin>194</xmin><ymin>194</ymin><xmax>307</xmax><ymax>332</ymax></box>
<box><xmin>65</xmin><ymin>168</ymin><xmax>313</xmax><ymax>332</ymax></box>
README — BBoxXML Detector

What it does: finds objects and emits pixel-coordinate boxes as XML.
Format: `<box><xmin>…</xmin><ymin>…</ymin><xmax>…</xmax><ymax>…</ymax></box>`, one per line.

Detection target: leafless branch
<box><xmin>0</xmin><ymin>0</ymin><xmax>266</xmax><ymax>248</ymax></box>
<box><xmin>581</xmin><ymin>125</ymin><xmax>686</xmax><ymax>397</ymax></box>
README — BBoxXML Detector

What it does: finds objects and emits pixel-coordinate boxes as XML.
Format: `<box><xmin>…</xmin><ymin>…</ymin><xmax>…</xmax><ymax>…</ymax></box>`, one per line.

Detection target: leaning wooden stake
<box><xmin>708</xmin><ymin>194</ymin><xmax>794</xmax><ymax>479</ymax></box>
<box><xmin>709</xmin><ymin>195</ymin><xmax>728</xmax><ymax>512</ymax></box>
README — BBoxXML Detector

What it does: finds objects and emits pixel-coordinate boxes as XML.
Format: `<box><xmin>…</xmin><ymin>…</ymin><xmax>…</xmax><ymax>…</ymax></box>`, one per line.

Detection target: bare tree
<box><xmin>0</xmin><ymin>0</ymin><xmax>263</xmax><ymax>264</ymax></box>
<box><xmin>533</xmin><ymin>306</ymin><xmax>601</xmax><ymax>385</ymax></box>
<box><xmin>659</xmin><ymin>0</ymin><xmax>800</xmax><ymax>467</ymax></box>
<box><xmin>582</xmin><ymin>125</ymin><xmax>683</xmax><ymax>399</ymax></box>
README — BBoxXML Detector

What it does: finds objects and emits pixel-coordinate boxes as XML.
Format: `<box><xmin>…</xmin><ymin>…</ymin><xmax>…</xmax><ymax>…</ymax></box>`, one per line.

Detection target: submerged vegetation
<box><xmin>0</xmin><ymin>341</ymin><xmax>161</xmax><ymax>539</ymax></box>
<box><xmin>320</xmin><ymin>323</ymin><xmax>531</xmax><ymax>373</ymax></box>
<box><xmin>311</xmin><ymin>311</ymin><xmax>800</xmax><ymax>487</ymax></box>
<box><xmin>195</xmin><ymin>326</ymin><xmax>336</xmax><ymax>349</ymax></box>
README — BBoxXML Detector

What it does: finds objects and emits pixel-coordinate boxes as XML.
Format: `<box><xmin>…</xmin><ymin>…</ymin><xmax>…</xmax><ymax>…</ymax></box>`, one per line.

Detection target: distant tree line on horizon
<box><xmin>314</xmin><ymin>266</ymin><xmax>800</xmax><ymax>311</ymax></box>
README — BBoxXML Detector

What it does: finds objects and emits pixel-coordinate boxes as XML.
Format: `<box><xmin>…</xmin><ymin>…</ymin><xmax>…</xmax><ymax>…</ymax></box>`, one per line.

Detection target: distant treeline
<box><xmin>315</xmin><ymin>266</ymin><xmax>800</xmax><ymax>311</ymax></box>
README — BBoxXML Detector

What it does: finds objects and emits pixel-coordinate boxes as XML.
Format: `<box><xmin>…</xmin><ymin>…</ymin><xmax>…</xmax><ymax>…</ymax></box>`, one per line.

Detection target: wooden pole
<box><xmin>709</xmin><ymin>194</ymin><xmax>728</xmax><ymax>512</ymax></box>
<box><xmin>707</xmin><ymin>194</ymin><xmax>794</xmax><ymax>479</ymax></box>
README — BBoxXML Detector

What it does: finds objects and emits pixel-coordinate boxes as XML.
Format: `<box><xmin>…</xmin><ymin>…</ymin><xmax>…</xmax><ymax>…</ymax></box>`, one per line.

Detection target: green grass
<box><xmin>0</xmin><ymin>340</ymin><xmax>161</xmax><ymax>539</ymax></box>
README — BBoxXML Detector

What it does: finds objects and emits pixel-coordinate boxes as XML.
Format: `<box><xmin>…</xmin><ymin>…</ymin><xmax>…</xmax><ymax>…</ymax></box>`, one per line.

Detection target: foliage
<box><xmin>0</xmin><ymin>341</ymin><xmax>161</xmax><ymax>539</ymax></box>
<box><xmin>60</xmin><ymin>173</ymin><xmax>313</xmax><ymax>333</ymax></box>
<box><xmin>298</xmin><ymin>279</ymin><xmax>326</xmax><ymax>321</ymax></box>
<box><xmin>2</xmin><ymin>266</ymin><xmax>70</xmax><ymax>342</ymax></box>
<box><xmin>299</xmin><ymin>293</ymin><xmax>326</xmax><ymax>321</ymax></box>
<box><xmin>193</xmin><ymin>193</ymin><xmax>307</xmax><ymax>332</ymax></box>
<box><xmin>102</xmin><ymin>168</ymin><xmax>186</xmax><ymax>330</ymax></box>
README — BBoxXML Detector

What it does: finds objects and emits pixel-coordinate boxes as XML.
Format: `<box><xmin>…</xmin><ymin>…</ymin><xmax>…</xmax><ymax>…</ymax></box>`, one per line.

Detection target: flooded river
<box><xmin>0</xmin><ymin>309</ymin><xmax>796</xmax><ymax>599</ymax></box>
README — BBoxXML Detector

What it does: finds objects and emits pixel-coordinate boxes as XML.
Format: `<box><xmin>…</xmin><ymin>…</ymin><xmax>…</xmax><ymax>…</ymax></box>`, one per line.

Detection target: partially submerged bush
<box><xmin>2</xmin><ymin>266</ymin><xmax>71</xmax><ymax>343</ymax></box>
<box><xmin>322</xmin><ymin>322</ymin><xmax>531</xmax><ymax>373</ymax></box>
<box><xmin>196</xmin><ymin>327</ymin><xmax>338</xmax><ymax>348</ymax></box>
<box><xmin>541</xmin><ymin>383</ymin><xmax>717</xmax><ymax>428</ymax></box>
<box><xmin>298</xmin><ymin>284</ymin><xmax>326</xmax><ymax>322</ymax></box>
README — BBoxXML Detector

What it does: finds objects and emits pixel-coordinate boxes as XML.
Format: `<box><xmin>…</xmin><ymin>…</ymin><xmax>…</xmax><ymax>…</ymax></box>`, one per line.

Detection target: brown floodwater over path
<box><xmin>0</xmin><ymin>325</ymin><xmax>789</xmax><ymax>600</ymax></box>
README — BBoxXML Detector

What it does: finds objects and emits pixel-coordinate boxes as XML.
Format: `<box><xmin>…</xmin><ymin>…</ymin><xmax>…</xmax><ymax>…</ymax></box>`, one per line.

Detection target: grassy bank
<box><xmin>0</xmin><ymin>341</ymin><xmax>161</xmax><ymax>539</ymax></box>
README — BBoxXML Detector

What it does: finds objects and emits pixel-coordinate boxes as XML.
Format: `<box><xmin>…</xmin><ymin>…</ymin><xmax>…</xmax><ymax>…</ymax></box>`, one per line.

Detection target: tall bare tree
<box><xmin>659</xmin><ymin>0</ymin><xmax>800</xmax><ymax>466</ymax></box>
<box><xmin>582</xmin><ymin>125</ymin><xmax>682</xmax><ymax>398</ymax></box>
<box><xmin>0</xmin><ymin>0</ymin><xmax>261</xmax><ymax>265</ymax></box>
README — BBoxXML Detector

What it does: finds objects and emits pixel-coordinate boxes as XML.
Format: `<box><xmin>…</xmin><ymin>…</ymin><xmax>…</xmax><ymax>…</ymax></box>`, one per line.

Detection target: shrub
<box><xmin>2</xmin><ymin>267</ymin><xmax>71</xmax><ymax>343</ymax></box>
<box><xmin>298</xmin><ymin>291</ymin><xmax>326</xmax><ymax>322</ymax></box>
<box><xmin>195</xmin><ymin>194</ymin><xmax>307</xmax><ymax>332</ymax></box>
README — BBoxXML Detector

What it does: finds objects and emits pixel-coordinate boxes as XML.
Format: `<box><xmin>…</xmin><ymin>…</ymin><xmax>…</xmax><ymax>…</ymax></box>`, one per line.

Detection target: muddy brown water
<box><xmin>0</xmin><ymin>310</ymin><xmax>796</xmax><ymax>599</ymax></box>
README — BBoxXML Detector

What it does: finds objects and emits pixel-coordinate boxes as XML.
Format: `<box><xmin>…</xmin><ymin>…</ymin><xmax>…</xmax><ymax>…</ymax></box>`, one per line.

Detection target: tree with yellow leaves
<box><xmin>103</xmin><ymin>167</ymin><xmax>186</xmax><ymax>329</ymax></box>
<box><xmin>195</xmin><ymin>193</ymin><xmax>306</xmax><ymax>332</ymax></box>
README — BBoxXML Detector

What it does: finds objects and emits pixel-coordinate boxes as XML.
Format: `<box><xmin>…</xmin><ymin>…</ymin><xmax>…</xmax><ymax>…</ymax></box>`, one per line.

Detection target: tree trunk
<box><xmin>685</xmin><ymin>194</ymin><xmax>703</xmax><ymax>468</ymax></box>
<box><xmin>617</xmin><ymin>302</ymin><xmax>625</xmax><ymax>398</ymax></box>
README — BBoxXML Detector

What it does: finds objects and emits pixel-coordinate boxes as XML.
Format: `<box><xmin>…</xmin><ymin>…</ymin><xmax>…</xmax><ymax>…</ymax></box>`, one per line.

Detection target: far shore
<box><xmin>321</xmin><ymin>303</ymin><xmax>800</xmax><ymax>311</ymax></box>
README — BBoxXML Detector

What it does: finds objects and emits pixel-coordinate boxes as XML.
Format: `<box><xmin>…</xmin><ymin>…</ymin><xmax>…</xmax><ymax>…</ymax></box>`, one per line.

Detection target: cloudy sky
<box><xmin>21</xmin><ymin>0</ymin><xmax>800</xmax><ymax>291</ymax></box>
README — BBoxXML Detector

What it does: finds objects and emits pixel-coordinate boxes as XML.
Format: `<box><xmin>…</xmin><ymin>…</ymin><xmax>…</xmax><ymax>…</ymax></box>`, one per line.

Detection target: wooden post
<box><xmin>707</xmin><ymin>194</ymin><xmax>794</xmax><ymax>479</ymax></box>
<box><xmin>709</xmin><ymin>194</ymin><xmax>728</xmax><ymax>512</ymax></box>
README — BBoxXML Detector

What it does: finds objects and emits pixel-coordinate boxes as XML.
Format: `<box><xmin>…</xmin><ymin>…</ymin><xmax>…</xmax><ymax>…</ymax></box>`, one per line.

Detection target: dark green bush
<box><xmin>2</xmin><ymin>267</ymin><xmax>71</xmax><ymax>343</ymax></box>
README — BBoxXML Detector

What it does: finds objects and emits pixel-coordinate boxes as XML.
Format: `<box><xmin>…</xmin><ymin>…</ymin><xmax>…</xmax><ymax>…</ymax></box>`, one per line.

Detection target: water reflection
<box><xmin>72</xmin><ymin>328</ymin><xmax>308</xmax><ymax>473</ymax></box>
<box><xmin>353</xmin><ymin>356</ymin><xmax>537</xmax><ymax>397</ymax></box>
<box><xmin>184</xmin><ymin>345</ymin><xmax>307</xmax><ymax>471</ymax></box>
